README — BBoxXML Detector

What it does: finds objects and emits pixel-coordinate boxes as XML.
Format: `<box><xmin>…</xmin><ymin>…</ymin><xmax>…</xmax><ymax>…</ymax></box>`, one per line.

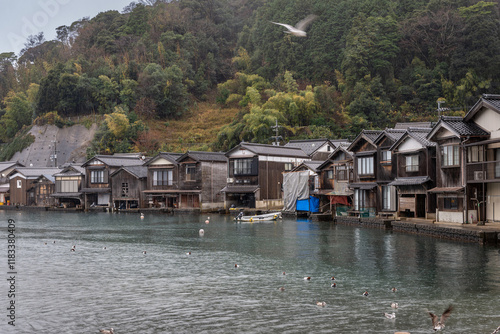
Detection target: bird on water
<box><xmin>271</xmin><ymin>14</ymin><xmax>317</xmax><ymax>37</ymax></box>
<box><xmin>99</xmin><ymin>328</ymin><xmax>114</xmax><ymax>334</ymax></box>
<box><xmin>428</xmin><ymin>305</ymin><xmax>453</xmax><ymax>331</ymax></box>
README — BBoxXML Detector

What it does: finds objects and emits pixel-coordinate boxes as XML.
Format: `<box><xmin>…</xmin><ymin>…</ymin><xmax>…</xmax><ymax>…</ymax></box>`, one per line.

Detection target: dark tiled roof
<box><xmin>230</xmin><ymin>142</ymin><xmax>309</xmax><ymax>158</ymax></box>
<box><xmin>363</xmin><ymin>130</ymin><xmax>384</xmax><ymax>143</ymax></box>
<box><xmin>144</xmin><ymin>152</ymin><xmax>180</xmax><ymax>166</ymax></box>
<box><xmin>9</xmin><ymin>167</ymin><xmax>62</xmax><ymax>178</ymax></box>
<box><xmin>0</xmin><ymin>161</ymin><xmax>23</xmax><ymax>172</ymax></box>
<box><xmin>120</xmin><ymin>165</ymin><xmax>148</xmax><ymax>179</ymax></box>
<box><xmin>394</xmin><ymin>122</ymin><xmax>433</xmax><ymax>129</ymax></box>
<box><xmin>464</xmin><ymin>94</ymin><xmax>500</xmax><ymax>121</ymax></box>
<box><xmin>285</xmin><ymin>139</ymin><xmax>335</xmax><ymax>156</ymax></box>
<box><xmin>83</xmin><ymin>155</ymin><xmax>145</xmax><ymax>167</ymax></box>
<box><xmin>293</xmin><ymin>161</ymin><xmax>324</xmax><ymax>172</ymax></box>
<box><xmin>440</xmin><ymin>116</ymin><xmax>489</xmax><ymax>136</ymax></box>
<box><xmin>388</xmin><ymin>176</ymin><xmax>430</xmax><ymax>186</ymax></box>
<box><xmin>482</xmin><ymin>94</ymin><xmax>500</xmax><ymax>110</ymax></box>
<box><xmin>376</xmin><ymin>128</ymin><xmax>407</xmax><ymax>144</ymax></box>
<box><xmin>406</xmin><ymin>128</ymin><xmax>436</xmax><ymax>147</ymax></box>
<box><xmin>179</xmin><ymin>151</ymin><xmax>227</xmax><ymax>162</ymax></box>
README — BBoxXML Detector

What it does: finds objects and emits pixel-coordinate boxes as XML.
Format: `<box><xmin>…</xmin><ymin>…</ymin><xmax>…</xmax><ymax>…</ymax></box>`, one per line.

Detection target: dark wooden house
<box><xmin>110</xmin><ymin>165</ymin><xmax>148</xmax><ymax>209</ymax></box>
<box><xmin>347</xmin><ymin>130</ymin><xmax>383</xmax><ymax>217</ymax></box>
<box><xmin>427</xmin><ymin>116</ymin><xmax>489</xmax><ymax>223</ymax></box>
<box><xmin>142</xmin><ymin>152</ymin><xmax>182</xmax><ymax>209</ymax></box>
<box><xmin>223</xmin><ymin>143</ymin><xmax>309</xmax><ymax>209</ymax></box>
<box><xmin>0</xmin><ymin>161</ymin><xmax>24</xmax><ymax>205</ymax></box>
<box><xmin>176</xmin><ymin>151</ymin><xmax>227</xmax><ymax>211</ymax></box>
<box><xmin>389</xmin><ymin>128</ymin><xmax>436</xmax><ymax>219</ymax></box>
<box><xmin>81</xmin><ymin>154</ymin><xmax>146</xmax><ymax>208</ymax></box>
<box><xmin>7</xmin><ymin>167</ymin><xmax>62</xmax><ymax>206</ymax></box>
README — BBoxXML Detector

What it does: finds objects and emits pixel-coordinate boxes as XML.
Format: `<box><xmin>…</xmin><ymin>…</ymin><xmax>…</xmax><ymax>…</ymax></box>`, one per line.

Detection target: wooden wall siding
<box><xmin>357</xmin><ymin>141</ymin><xmax>376</xmax><ymax>153</ymax></box>
<box><xmin>435</xmin><ymin>140</ymin><xmax>463</xmax><ymax>188</ymax></box>
<box><xmin>259</xmin><ymin>161</ymin><xmax>285</xmax><ymax>200</ymax></box>
<box><xmin>200</xmin><ymin>162</ymin><xmax>227</xmax><ymax>203</ymax></box>
<box><xmin>228</xmin><ymin>157</ymin><xmax>259</xmax><ymax>178</ymax></box>
<box><xmin>397</xmin><ymin>151</ymin><xmax>428</xmax><ymax>177</ymax></box>
<box><xmin>147</xmin><ymin>166</ymin><xmax>178</xmax><ymax>189</ymax></box>
<box><xmin>35</xmin><ymin>182</ymin><xmax>55</xmax><ymax>206</ymax></box>
<box><xmin>111</xmin><ymin>171</ymin><xmax>146</xmax><ymax>207</ymax></box>
<box><xmin>85</xmin><ymin>167</ymin><xmax>110</xmax><ymax>188</ymax></box>
<box><xmin>178</xmin><ymin>162</ymin><xmax>201</xmax><ymax>190</ymax></box>
<box><xmin>9</xmin><ymin>177</ymin><xmax>26</xmax><ymax>205</ymax></box>
<box><xmin>311</xmin><ymin>151</ymin><xmax>331</xmax><ymax>161</ymax></box>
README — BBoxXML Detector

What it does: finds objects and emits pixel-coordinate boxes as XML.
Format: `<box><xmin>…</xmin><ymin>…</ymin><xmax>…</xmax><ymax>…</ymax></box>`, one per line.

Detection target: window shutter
<box><xmin>251</xmin><ymin>156</ymin><xmax>259</xmax><ymax>175</ymax></box>
<box><xmin>103</xmin><ymin>170</ymin><xmax>109</xmax><ymax>184</ymax></box>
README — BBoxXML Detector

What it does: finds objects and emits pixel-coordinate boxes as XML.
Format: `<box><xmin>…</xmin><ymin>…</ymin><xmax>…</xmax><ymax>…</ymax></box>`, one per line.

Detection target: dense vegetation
<box><xmin>0</xmin><ymin>0</ymin><xmax>499</xmax><ymax>155</ymax></box>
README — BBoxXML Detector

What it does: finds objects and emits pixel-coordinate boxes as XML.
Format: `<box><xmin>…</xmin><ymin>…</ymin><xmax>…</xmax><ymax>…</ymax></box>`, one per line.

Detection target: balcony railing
<box><xmin>466</xmin><ymin>160</ymin><xmax>500</xmax><ymax>182</ymax></box>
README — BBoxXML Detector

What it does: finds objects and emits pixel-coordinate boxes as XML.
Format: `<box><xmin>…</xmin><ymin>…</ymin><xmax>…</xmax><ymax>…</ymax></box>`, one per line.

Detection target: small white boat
<box><xmin>235</xmin><ymin>212</ymin><xmax>282</xmax><ymax>222</ymax></box>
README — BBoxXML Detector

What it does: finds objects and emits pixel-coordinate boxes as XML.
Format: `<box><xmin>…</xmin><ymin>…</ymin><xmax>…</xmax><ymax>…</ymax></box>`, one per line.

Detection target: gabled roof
<box><xmin>226</xmin><ymin>142</ymin><xmax>309</xmax><ymax>158</ymax></box>
<box><xmin>177</xmin><ymin>151</ymin><xmax>227</xmax><ymax>162</ymax></box>
<box><xmin>347</xmin><ymin>130</ymin><xmax>383</xmax><ymax>152</ymax></box>
<box><xmin>291</xmin><ymin>160</ymin><xmax>324</xmax><ymax>173</ymax></box>
<box><xmin>110</xmin><ymin>165</ymin><xmax>148</xmax><ymax>179</ymax></box>
<box><xmin>427</xmin><ymin>116</ymin><xmax>489</xmax><ymax>140</ymax></box>
<box><xmin>82</xmin><ymin>155</ymin><xmax>146</xmax><ymax>167</ymax></box>
<box><xmin>0</xmin><ymin>161</ymin><xmax>24</xmax><ymax>173</ymax></box>
<box><xmin>374</xmin><ymin>128</ymin><xmax>407</xmax><ymax>145</ymax></box>
<box><xmin>35</xmin><ymin>174</ymin><xmax>56</xmax><ymax>183</ymax></box>
<box><xmin>285</xmin><ymin>139</ymin><xmax>337</xmax><ymax>156</ymax></box>
<box><xmin>390</xmin><ymin>127</ymin><xmax>436</xmax><ymax>151</ymax></box>
<box><xmin>8</xmin><ymin>167</ymin><xmax>62</xmax><ymax>179</ymax></box>
<box><xmin>317</xmin><ymin>146</ymin><xmax>353</xmax><ymax>170</ymax></box>
<box><xmin>464</xmin><ymin>94</ymin><xmax>500</xmax><ymax>121</ymax></box>
<box><xmin>143</xmin><ymin>152</ymin><xmax>180</xmax><ymax>166</ymax></box>
<box><xmin>53</xmin><ymin>165</ymin><xmax>85</xmax><ymax>177</ymax></box>
<box><xmin>394</xmin><ymin>122</ymin><xmax>433</xmax><ymax>129</ymax></box>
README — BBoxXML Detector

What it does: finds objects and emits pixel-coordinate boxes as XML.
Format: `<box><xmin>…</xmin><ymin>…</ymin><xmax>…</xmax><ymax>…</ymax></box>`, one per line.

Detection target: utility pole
<box><xmin>50</xmin><ymin>140</ymin><xmax>58</xmax><ymax>167</ymax></box>
<box><xmin>271</xmin><ymin>119</ymin><xmax>282</xmax><ymax>146</ymax></box>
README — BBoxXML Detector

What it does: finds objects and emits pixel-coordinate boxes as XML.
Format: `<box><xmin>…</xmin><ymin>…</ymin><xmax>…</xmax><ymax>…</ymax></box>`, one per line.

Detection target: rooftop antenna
<box><xmin>271</xmin><ymin>119</ymin><xmax>283</xmax><ymax>146</ymax></box>
<box><xmin>437</xmin><ymin>98</ymin><xmax>450</xmax><ymax>118</ymax></box>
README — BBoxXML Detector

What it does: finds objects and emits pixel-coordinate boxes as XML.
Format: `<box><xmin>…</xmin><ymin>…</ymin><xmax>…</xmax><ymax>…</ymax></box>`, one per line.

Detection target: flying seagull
<box><xmin>271</xmin><ymin>14</ymin><xmax>317</xmax><ymax>37</ymax></box>
<box><xmin>428</xmin><ymin>305</ymin><xmax>453</xmax><ymax>331</ymax></box>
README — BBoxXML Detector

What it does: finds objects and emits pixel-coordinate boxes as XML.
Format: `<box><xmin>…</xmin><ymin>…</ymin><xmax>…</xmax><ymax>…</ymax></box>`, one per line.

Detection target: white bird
<box><xmin>384</xmin><ymin>312</ymin><xmax>396</xmax><ymax>319</ymax></box>
<box><xmin>391</xmin><ymin>302</ymin><xmax>399</xmax><ymax>309</ymax></box>
<box><xmin>199</xmin><ymin>229</ymin><xmax>205</xmax><ymax>236</ymax></box>
<box><xmin>99</xmin><ymin>328</ymin><xmax>114</xmax><ymax>334</ymax></box>
<box><xmin>271</xmin><ymin>14</ymin><xmax>317</xmax><ymax>37</ymax></box>
<box><xmin>316</xmin><ymin>301</ymin><xmax>326</xmax><ymax>307</ymax></box>
<box><xmin>491</xmin><ymin>325</ymin><xmax>500</xmax><ymax>334</ymax></box>
<box><xmin>428</xmin><ymin>305</ymin><xmax>453</xmax><ymax>331</ymax></box>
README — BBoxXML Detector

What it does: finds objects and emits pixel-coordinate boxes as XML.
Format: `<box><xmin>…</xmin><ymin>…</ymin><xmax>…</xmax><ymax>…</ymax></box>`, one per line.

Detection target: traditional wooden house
<box><xmin>389</xmin><ymin>128</ymin><xmax>436</xmax><ymax>219</ymax></box>
<box><xmin>8</xmin><ymin>167</ymin><xmax>62</xmax><ymax>206</ymax></box>
<box><xmin>50</xmin><ymin>165</ymin><xmax>85</xmax><ymax>208</ymax></box>
<box><xmin>0</xmin><ymin>161</ymin><xmax>24</xmax><ymax>205</ymax></box>
<box><xmin>110</xmin><ymin>165</ymin><xmax>148</xmax><ymax>209</ymax></box>
<box><xmin>427</xmin><ymin>115</ymin><xmax>489</xmax><ymax>223</ymax></box>
<box><xmin>372</xmin><ymin>129</ymin><xmax>406</xmax><ymax>216</ymax></box>
<box><xmin>347</xmin><ymin>130</ymin><xmax>383</xmax><ymax>217</ymax></box>
<box><xmin>176</xmin><ymin>151</ymin><xmax>227</xmax><ymax>211</ymax></box>
<box><xmin>142</xmin><ymin>152</ymin><xmax>182</xmax><ymax>209</ymax></box>
<box><xmin>223</xmin><ymin>142</ymin><xmax>309</xmax><ymax>209</ymax></box>
<box><xmin>316</xmin><ymin>144</ymin><xmax>353</xmax><ymax>215</ymax></box>
<box><xmin>285</xmin><ymin>139</ymin><xmax>344</xmax><ymax>160</ymax></box>
<box><xmin>81</xmin><ymin>154</ymin><xmax>146</xmax><ymax>208</ymax></box>
<box><xmin>463</xmin><ymin>94</ymin><xmax>500</xmax><ymax>223</ymax></box>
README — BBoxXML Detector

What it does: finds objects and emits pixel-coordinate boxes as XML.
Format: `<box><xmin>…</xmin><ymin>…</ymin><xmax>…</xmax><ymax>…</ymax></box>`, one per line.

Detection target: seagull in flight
<box><xmin>428</xmin><ymin>305</ymin><xmax>453</xmax><ymax>331</ymax></box>
<box><xmin>271</xmin><ymin>14</ymin><xmax>317</xmax><ymax>37</ymax></box>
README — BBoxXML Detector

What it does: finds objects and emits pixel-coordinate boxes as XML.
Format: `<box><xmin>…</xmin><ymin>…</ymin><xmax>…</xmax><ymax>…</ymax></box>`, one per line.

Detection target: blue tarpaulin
<box><xmin>296</xmin><ymin>196</ymin><xmax>320</xmax><ymax>213</ymax></box>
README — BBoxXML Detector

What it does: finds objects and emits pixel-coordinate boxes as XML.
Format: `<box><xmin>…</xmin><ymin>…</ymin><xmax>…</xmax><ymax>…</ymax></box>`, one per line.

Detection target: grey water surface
<box><xmin>0</xmin><ymin>211</ymin><xmax>499</xmax><ymax>333</ymax></box>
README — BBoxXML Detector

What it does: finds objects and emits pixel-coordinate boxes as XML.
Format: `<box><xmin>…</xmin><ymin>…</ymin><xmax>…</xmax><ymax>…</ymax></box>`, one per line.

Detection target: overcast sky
<box><xmin>0</xmin><ymin>0</ymin><xmax>135</xmax><ymax>55</ymax></box>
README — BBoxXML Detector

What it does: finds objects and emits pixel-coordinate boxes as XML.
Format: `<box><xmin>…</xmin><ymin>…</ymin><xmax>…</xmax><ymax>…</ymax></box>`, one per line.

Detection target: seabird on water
<box><xmin>384</xmin><ymin>312</ymin><xmax>396</xmax><ymax>319</ymax></box>
<box><xmin>428</xmin><ymin>305</ymin><xmax>453</xmax><ymax>331</ymax></box>
<box><xmin>99</xmin><ymin>328</ymin><xmax>114</xmax><ymax>334</ymax></box>
<box><xmin>271</xmin><ymin>14</ymin><xmax>317</xmax><ymax>37</ymax></box>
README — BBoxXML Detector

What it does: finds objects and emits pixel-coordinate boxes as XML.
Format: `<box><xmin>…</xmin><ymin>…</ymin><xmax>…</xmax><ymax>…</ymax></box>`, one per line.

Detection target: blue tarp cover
<box><xmin>296</xmin><ymin>196</ymin><xmax>319</xmax><ymax>213</ymax></box>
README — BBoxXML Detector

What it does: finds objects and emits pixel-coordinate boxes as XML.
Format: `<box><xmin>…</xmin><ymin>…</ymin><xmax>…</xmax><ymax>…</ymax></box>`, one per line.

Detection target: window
<box><xmin>467</xmin><ymin>146</ymin><xmax>484</xmax><ymax>163</ymax></box>
<box><xmin>186</xmin><ymin>164</ymin><xmax>196</xmax><ymax>181</ymax></box>
<box><xmin>443</xmin><ymin>197</ymin><xmax>458</xmax><ymax>210</ymax></box>
<box><xmin>234</xmin><ymin>158</ymin><xmax>253</xmax><ymax>175</ymax></box>
<box><xmin>354</xmin><ymin>189</ymin><xmax>367</xmax><ymax>210</ymax></box>
<box><xmin>406</xmin><ymin>155</ymin><xmax>419</xmax><ymax>172</ymax></box>
<box><xmin>17</xmin><ymin>180</ymin><xmax>21</xmax><ymax>188</ymax></box>
<box><xmin>284</xmin><ymin>163</ymin><xmax>293</xmax><ymax>171</ymax></box>
<box><xmin>382</xmin><ymin>186</ymin><xmax>395</xmax><ymax>210</ymax></box>
<box><xmin>336</xmin><ymin>166</ymin><xmax>348</xmax><ymax>180</ymax></box>
<box><xmin>60</xmin><ymin>180</ymin><xmax>78</xmax><ymax>193</ymax></box>
<box><xmin>90</xmin><ymin>170</ymin><xmax>104</xmax><ymax>183</ymax></box>
<box><xmin>121</xmin><ymin>183</ymin><xmax>129</xmax><ymax>197</ymax></box>
<box><xmin>442</xmin><ymin>145</ymin><xmax>460</xmax><ymax>166</ymax></box>
<box><xmin>153</xmin><ymin>170</ymin><xmax>173</xmax><ymax>186</ymax></box>
<box><xmin>326</xmin><ymin>169</ymin><xmax>334</xmax><ymax>179</ymax></box>
<box><xmin>381</xmin><ymin>150</ymin><xmax>391</xmax><ymax>162</ymax></box>
<box><xmin>357</xmin><ymin>156</ymin><xmax>374</xmax><ymax>175</ymax></box>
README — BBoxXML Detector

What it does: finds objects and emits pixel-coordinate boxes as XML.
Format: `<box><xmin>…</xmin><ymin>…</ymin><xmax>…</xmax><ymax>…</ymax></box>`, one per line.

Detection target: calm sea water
<box><xmin>0</xmin><ymin>210</ymin><xmax>499</xmax><ymax>334</ymax></box>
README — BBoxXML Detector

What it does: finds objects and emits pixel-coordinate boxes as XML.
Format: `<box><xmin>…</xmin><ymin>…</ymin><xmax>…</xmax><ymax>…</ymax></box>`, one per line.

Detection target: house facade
<box><xmin>389</xmin><ymin>128</ymin><xmax>436</xmax><ymax>219</ymax></box>
<box><xmin>142</xmin><ymin>152</ymin><xmax>182</xmax><ymax>209</ymax></box>
<box><xmin>285</xmin><ymin>139</ymin><xmax>341</xmax><ymax>161</ymax></box>
<box><xmin>110</xmin><ymin>166</ymin><xmax>148</xmax><ymax>209</ymax></box>
<box><xmin>8</xmin><ymin>167</ymin><xmax>62</xmax><ymax>206</ymax></box>
<box><xmin>0</xmin><ymin>161</ymin><xmax>24</xmax><ymax>205</ymax></box>
<box><xmin>427</xmin><ymin>116</ymin><xmax>489</xmax><ymax>223</ymax></box>
<box><xmin>51</xmin><ymin>165</ymin><xmax>85</xmax><ymax>208</ymax></box>
<box><xmin>223</xmin><ymin>143</ymin><xmax>309</xmax><ymax>209</ymax></box>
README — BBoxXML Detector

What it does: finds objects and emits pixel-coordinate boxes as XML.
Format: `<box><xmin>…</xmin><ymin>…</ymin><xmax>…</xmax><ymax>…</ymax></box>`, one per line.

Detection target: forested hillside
<box><xmin>0</xmin><ymin>0</ymin><xmax>499</xmax><ymax>156</ymax></box>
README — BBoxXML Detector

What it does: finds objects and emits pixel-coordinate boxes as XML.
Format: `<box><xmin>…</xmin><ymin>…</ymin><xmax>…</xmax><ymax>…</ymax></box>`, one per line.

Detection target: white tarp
<box><xmin>283</xmin><ymin>171</ymin><xmax>310</xmax><ymax>212</ymax></box>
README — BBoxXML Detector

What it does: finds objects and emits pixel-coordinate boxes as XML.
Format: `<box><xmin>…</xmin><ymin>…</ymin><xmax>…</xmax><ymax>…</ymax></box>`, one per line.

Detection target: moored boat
<box><xmin>235</xmin><ymin>211</ymin><xmax>282</xmax><ymax>222</ymax></box>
